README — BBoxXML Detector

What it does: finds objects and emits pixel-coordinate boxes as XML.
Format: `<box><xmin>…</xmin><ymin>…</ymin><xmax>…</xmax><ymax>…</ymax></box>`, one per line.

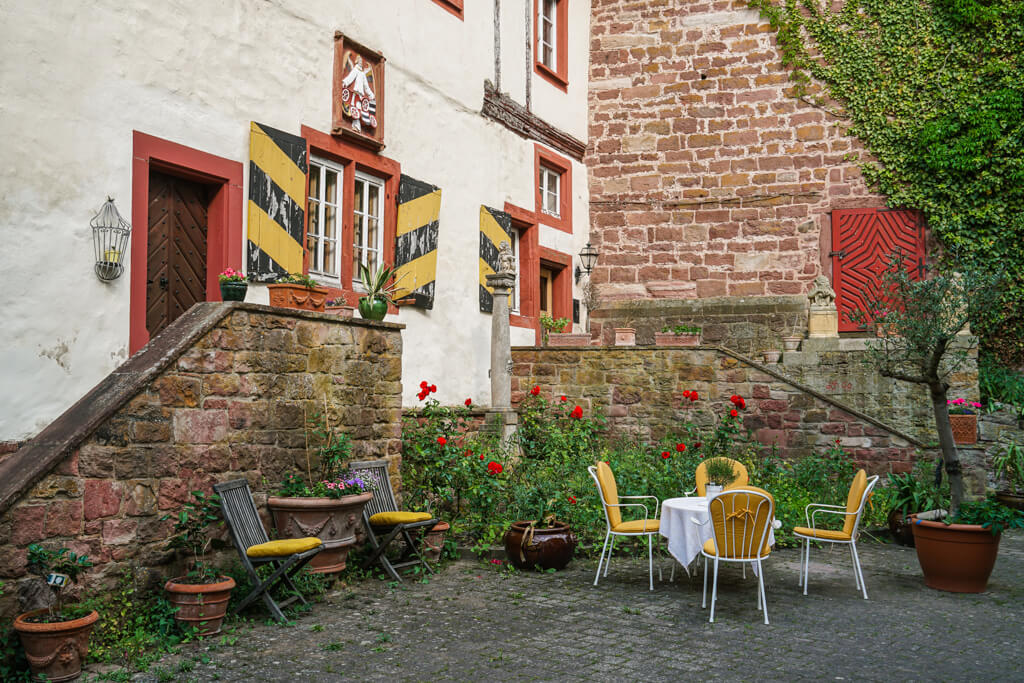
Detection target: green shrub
<box><xmin>979</xmin><ymin>353</ymin><xmax>1024</xmax><ymax>410</ymax></box>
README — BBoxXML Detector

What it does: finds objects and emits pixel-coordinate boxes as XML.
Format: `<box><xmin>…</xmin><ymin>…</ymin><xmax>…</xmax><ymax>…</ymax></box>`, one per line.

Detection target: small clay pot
<box><xmin>165</xmin><ymin>576</ymin><xmax>235</xmax><ymax>636</ymax></box>
<box><xmin>423</xmin><ymin>521</ymin><xmax>450</xmax><ymax>562</ymax></box>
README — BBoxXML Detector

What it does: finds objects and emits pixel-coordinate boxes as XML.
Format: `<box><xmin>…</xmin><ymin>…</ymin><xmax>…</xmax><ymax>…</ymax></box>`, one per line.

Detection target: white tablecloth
<box><xmin>659</xmin><ymin>496</ymin><xmax>776</xmax><ymax>573</ymax></box>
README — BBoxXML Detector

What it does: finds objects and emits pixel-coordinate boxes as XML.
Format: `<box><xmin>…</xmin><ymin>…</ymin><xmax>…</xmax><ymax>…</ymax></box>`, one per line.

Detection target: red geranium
<box><xmin>487</xmin><ymin>461</ymin><xmax>503</xmax><ymax>475</ymax></box>
<box><xmin>690</xmin><ymin>391</ymin><xmax>699</xmax><ymax>401</ymax></box>
<box><xmin>465</xmin><ymin>398</ymin><xmax>473</xmax><ymax>406</ymax></box>
<box><xmin>560</xmin><ymin>396</ymin><xmax>567</xmax><ymax>402</ymax></box>
<box><xmin>570</xmin><ymin>405</ymin><xmax>583</xmax><ymax>419</ymax></box>
<box><xmin>676</xmin><ymin>443</ymin><xmax>686</xmax><ymax>452</ymax></box>
<box><xmin>530</xmin><ymin>385</ymin><xmax>541</xmax><ymax>396</ymax></box>
<box><xmin>437</xmin><ymin>436</ymin><xmax>447</xmax><ymax>446</ymax></box>
<box><xmin>730</xmin><ymin>409</ymin><xmax>738</xmax><ymax>418</ymax></box>
<box><xmin>661</xmin><ymin>451</ymin><xmax>670</xmax><ymax>459</ymax></box>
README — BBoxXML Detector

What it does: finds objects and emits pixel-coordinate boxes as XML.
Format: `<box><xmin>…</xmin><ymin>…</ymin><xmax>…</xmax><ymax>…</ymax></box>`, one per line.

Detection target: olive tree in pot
<box><xmin>163</xmin><ymin>490</ymin><xmax>236</xmax><ymax>636</ymax></box>
<box><xmin>851</xmin><ymin>254</ymin><xmax>1021</xmax><ymax>591</ymax></box>
<box><xmin>13</xmin><ymin>545</ymin><xmax>97</xmax><ymax>682</ymax></box>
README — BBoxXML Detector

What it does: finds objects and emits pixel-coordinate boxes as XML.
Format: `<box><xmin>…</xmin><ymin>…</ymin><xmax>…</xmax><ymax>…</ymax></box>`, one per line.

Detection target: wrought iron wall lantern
<box><xmin>91</xmin><ymin>197</ymin><xmax>130</xmax><ymax>281</ymax></box>
<box><xmin>575</xmin><ymin>241</ymin><xmax>599</xmax><ymax>283</ymax></box>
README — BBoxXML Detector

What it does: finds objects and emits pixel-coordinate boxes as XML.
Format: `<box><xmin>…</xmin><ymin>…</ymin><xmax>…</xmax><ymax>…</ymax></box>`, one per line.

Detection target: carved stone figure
<box><xmin>497</xmin><ymin>240</ymin><xmax>516</xmax><ymax>277</ymax></box>
<box><xmin>808</xmin><ymin>275</ymin><xmax>837</xmax><ymax>310</ymax></box>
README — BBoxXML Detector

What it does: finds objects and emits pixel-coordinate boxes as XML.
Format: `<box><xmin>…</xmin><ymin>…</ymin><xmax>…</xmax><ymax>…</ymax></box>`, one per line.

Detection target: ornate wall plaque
<box><xmin>332</xmin><ymin>32</ymin><xmax>386</xmax><ymax>150</ymax></box>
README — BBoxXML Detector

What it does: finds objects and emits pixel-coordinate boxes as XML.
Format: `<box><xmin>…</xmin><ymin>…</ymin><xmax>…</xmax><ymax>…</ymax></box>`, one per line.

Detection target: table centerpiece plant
<box><xmin>703</xmin><ymin>457</ymin><xmax>739</xmax><ymax>497</ymax></box>
<box><xmin>163</xmin><ymin>490</ymin><xmax>236</xmax><ymax>637</ymax></box>
<box><xmin>268</xmin><ymin>409</ymin><xmax>375</xmax><ymax>573</ymax></box>
<box><xmin>13</xmin><ymin>545</ymin><xmax>98</xmax><ymax>682</ymax></box>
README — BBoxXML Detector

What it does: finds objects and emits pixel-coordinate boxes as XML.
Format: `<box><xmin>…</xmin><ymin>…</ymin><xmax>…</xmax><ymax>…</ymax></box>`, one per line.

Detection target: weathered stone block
<box><xmin>84</xmin><ymin>479</ymin><xmax>121</xmax><ymax>521</ymax></box>
<box><xmin>173</xmin><ymin>409</ymin><xmax>229</xmax><ymax>444</ymax></box>
<box><xmin>44</xmin><ymin>500</ymin><xmax>83</xmax><ymax>537</ymax></box>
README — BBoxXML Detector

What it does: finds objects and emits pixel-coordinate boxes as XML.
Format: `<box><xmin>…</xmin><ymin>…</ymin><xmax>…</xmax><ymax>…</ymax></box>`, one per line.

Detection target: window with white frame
<box><xmin>538</xmin><ymin>0</ymin><xmax>557</xmax><ymax>70</ymax></box>
<box><xmin>307</xmin><ymin>157</ymin><xmax>343</xmax><ymax>282</ymax></box>
<box><xmin>353</xmin><ymin>170</ymin><xmax>385</xmax><ymax>287</ymax></box>
<box><xmin>539</xmin><ymin>164</ymin><xmax>561</xmax><ymax>218</ymax></box>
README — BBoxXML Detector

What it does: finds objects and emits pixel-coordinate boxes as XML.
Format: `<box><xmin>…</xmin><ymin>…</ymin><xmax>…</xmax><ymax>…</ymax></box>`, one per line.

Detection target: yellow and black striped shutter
<box><xmin>246</xmin><ymin>122</ymin><xmax>307</xmax><ymax>282</ymax></box>
<box><xmin>479</xmin><ymin>205</ymin><xmax>512</xmax><ymax>313</ymax></box>
<box><xmin>393</xmin><ymin>175</ymin><xmax>441</xmax><ymax>309</ymax></box>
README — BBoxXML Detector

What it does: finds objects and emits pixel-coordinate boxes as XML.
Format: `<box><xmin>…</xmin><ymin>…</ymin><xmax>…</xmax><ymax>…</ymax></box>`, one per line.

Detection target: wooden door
<box><xmin>539</xmin><ymin>266</ymin><xmax>554</xmax><ymax>317</ymax></box>
<box><xmin>832</xmin><ymin>208</ymin><xmax>925</xmax><ymax>332</ymax></box>
<box><xmin>147</xmin><ymin>170</ymin><xmax>211</xmax><ymax>338</ymax></box>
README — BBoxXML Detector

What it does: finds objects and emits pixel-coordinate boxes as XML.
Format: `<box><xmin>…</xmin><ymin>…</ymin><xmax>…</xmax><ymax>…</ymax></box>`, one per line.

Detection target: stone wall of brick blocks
<box><xmin>587</xmin><ymin>1</ymin><xmax>885</xmax><ymax>301</ymax></box>
<box><xmin>0</xmin><ymin>307</ymin><xmax>403</xmax><ymax>615</ymax></box>
<box><xmin>510</xmin><ymin>347</ymin><xmax>930</xmax><ymax>473</ymax></box>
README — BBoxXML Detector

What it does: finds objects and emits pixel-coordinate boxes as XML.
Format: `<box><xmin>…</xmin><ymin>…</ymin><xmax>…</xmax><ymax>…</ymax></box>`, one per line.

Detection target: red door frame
<box><xmin>130</xmin><ymin>131</ymin><xmax>244</xmax><ymax>354</ymax></box>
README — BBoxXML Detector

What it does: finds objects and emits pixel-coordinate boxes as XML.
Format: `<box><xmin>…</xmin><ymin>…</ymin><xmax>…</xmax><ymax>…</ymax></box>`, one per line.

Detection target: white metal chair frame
<box><xmin>795</xmin><ymin>474</ymin><xmax>879</xmax><ymax>600</ymax></box>
<box><xmin>588</xmin><ymin>465</ymin><xmax>662</xmax><ymax>591</ymax></box>
<box><xmin>698</xmin><ymin>488</ymin><xmax>776</xmax><ymax>625</ymax></box>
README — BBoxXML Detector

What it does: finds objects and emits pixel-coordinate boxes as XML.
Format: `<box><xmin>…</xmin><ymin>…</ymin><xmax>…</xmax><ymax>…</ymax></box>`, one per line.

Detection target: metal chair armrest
<box><xmin>809</xmin><ymin>506</ymin><xmax>854</xmax><ymax>529</ymax></box>
<box><xmin>683</xmin><ymin>486</ymin><xmax>697</xmax><ymax>497</ymax></box>
<box><xmin>803</xmin><ymin>502</ymin><xmax>845</xmax><ymax>526</ymax></box>
<box><xmin>607</xmin><ymin>501</ymin><xmax>650</xmax><ymax>520</ymax></box>
<box><xmin>620</xmin><ymin>494</ymin><xmax>660</xmax><ymax>516</ymax></box>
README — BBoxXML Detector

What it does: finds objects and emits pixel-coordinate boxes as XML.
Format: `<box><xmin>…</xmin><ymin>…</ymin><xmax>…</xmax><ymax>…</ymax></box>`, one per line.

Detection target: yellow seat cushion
<box><xmin>612</xmin><ymin>519</ymin><xmax>660</xmax><ymax>534</ymax></box>
<box><xmin>246</xmin><ymin>537</ymin><xmax>321</xmax><ymax>558</ymax></box>
<box><xmin>703</xmin><ymin>537</ymin><xmax>771</xmax><ymax>559</ymax></box>
<box><xmin>792</xmin><ymin>527</ymin><xmax>852</xmax><ymax>541</ymax></box>
<box><xmin>369</xmin><ymin>511</ymin><xmax>433</xmax><ymax>526</ymax></box>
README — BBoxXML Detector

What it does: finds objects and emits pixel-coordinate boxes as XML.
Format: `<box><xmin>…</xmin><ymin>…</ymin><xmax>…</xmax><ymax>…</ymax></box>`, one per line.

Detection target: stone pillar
<box><xmin>485</xmin><ymin>242</ymin><xmax>518</xmax><ymax>443</ymax></box>
<box><xmin>806</xmin><ymin>274</ymin><xmax>839</xmax><ymax>338</ymax></box>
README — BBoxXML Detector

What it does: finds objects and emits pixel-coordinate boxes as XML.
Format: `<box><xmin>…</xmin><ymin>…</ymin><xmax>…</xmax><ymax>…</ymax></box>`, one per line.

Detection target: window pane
<box><xmin>308</xmin><ymin>235</ymin><xmax>320</xmax><ymax>270</ymax></box>
<box><xmin>325</xmin><ymin>204</ymin><xmax>337</xmax><ymax>241</ymax></box>
<box><xmin>353</xmin><ymin>247</ymin><xmax>364</xmax><ymax>282</ymax></box>
<box><xmin>307</xmin><ymin>199</ymin><xmax>320</xmax><ymax>235</ymax></box>
<box><xmin>325</xmin><ymin>168</ymin><xmax>338</xmax><ymax>205</ymax></box>
<box><xmin>366</xmin><ymin>216</ymin><xmax>379</xmax><ymax>252</ymax></box>
<box><xmin>354</xmin><ymin>179</ymin><xmax>364</xmax><ymax>218</ymax></box>
<box><xmin>324</xmin><ymin>239</ymin><xmax>337</xmax><ymax>276</ymax></box>
<box><xmin>367</xmin><ymin>183</ymin><xmax>380</xmax><ymax>217</ymax></box>
<box><xmin>309</xmin><ymin>164</ymin><xmax>321</xmax><ymax>199</ymax></box>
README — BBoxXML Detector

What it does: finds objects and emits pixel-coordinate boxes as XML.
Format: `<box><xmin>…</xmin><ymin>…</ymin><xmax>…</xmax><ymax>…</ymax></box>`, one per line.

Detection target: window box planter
<box><xmin>268</xmin><ymin>283</ymin><xmax>329</xmax><ymax>312</ymax></box>
<box><xmin>654</xmin><ymin>331</ymin><xmax>700</xmax><ymax>347</ymax></box>
<box><xmin>548</xmin><ymin>332</ymin><xmax>591</xmax><ymax>347</ymax></box>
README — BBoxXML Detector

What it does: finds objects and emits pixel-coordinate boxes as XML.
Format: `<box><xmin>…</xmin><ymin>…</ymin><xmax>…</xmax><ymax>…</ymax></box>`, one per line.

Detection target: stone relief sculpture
<box><xmin>808</xmin><ymin>274</ymin><xmax>837</xmax><ymax>310</ymax></box>
<box><xmin>497</xmin><ymin>240</ymin><xmax>516</xmax><ymax>277</ymax></box>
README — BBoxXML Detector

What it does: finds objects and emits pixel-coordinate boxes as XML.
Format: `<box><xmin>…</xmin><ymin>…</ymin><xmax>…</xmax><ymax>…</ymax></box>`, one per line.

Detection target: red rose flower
<box><xmin>676</xmin><ymin>443</ymin><xmax>686</xmax><ymax>452</ymax></box>
<box><xmin>694</xmin><ymin>442</ymin><xmax>702</xmax><ymax>449</ymax></box>
<box><xmin>661</xmin><ymin>451</ymin><xmax>671</xmax><ymax>459</ymax></box>
<box><xmin>480</xmin><ymin>454</ymin><xmax>485</xmax><ymax>460</ymax></box>
<box><xmin>417</xmin><ymin>390</ymin><xmax>427</xmax><ymax>401</ymax></box>
<box><xmin>690</xmin><ymin>391</ymin><xmax>699</xmax><ymax>401</ymax></box>
<box><xmin>429</xmin><ymin>384</ymin><xmax>437</xmax><ymax>393</ymax></box>
<box><xmin>570</xmin><ymin>405</ymin><xmax>583</xmax><ymax>419</ymax></box>
<box><xmin>530</xmin><ymin>385</ymin><xmax>541</xmax><ymax>396</ymax></box>
<box><xmin>437</xmin><ymin>436</ymin><xmax>447</xmax><ymax>446</ymax></box>
<box><xmin>568</xmin><ymin>496</ymin><xmax>577</xmax><ymax>504</ymax></box>
<box><xmin>730</xmin><ymin>394</ymin><xmax>738</xmax><ymax>403</ymax></box>
<box><xmin>560</xmin><ymin>396</ymin><xmax>567</xmax><ymax>402</ymax></box>
<box><xmin>730</xmin><ymin>409</ymin><xmax>738</xmax><ymax>418</ymax></box>
<box><xmin>420</xmin><ymin>381</ymin><xmax>428</xmax><ymax>389</ymax></box>
<box><xmin>465</xmin><ymin>398</ymin><xmax>473</xmax><ymax>406</ymax></box>
<box><xmin>683</xmin><ymin>390</ymin><xmax>691</xmax><ymax>399</ymax></box>
<box><xmin>487</xmin><ymin>461</ymin><xmax>503</xmax><ymax>475</ymax></box>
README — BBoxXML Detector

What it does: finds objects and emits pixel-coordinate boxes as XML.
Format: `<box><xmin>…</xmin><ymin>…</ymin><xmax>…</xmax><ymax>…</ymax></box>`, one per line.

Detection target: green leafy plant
<box><xmin>661</xmin><ymin>324</ymin><xmax>701</xmax><ymax>335</ymax></box>
<box><xmin>217</xmin><ymin>267</ymin><xmax>246</xmax><ymax>283</ymax></box>
<box><xmin>946</xmin><ymin>398</ymin><xmax>981</xmax><ymax>415</ymax></box>
<box><xmin>993</xmin><ymin>442</ymin><xmax>1024</xmax><ymax>493</ymax></box>
<box><xmin>163</xmin><ymin>491</ymin><xmax>223</xmax><ymax>584</ymax></box>
<box><xmin>951</xmin><ymin>497</ymin><xmax>1024</xmax><ymax>535</ymax></box>
<box><xmin>276</xmin><ymin>272</ymin><xmax>320</xmax><ymax>288</ymax></box>
<box><xmin>357</xmin><ymin>261</ymin><xmax>404</xmax><ymax>304</ymax></box>
<box><xmin>539</xmin><ymin>314</ymin><xmax>570</xmax><ymax>345</ymax></box>
<box><xmin>979</xmin><ymin>353</ymin><xmax>1024</xmax><ymax>410</ymax></box>
<box><xmin>884</xmin><ymin>464</ymin><xmax>947</xmax><ymax>518</ymax></box>
<box><xmin>25</xmin><ymin>544</ymin><xmax>94</xmax><ymax>621</ymax></box>
<box><xmin>703</xmin><ymin>457</ymin><xmax>739</xmax><ymax>487</ymax></box>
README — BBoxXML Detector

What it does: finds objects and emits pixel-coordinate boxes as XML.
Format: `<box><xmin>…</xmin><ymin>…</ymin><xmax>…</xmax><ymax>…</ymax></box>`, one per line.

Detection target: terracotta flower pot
<box><xmin>548</xmin><ymin>333</ymin><xmax>592</xmax><ymax>347</ymax></box>
<box><xmin>654</xmin><ymin>332</ymin><xmax>700</xmax><ymax>347</ymax></box>
<box><xmin>165</xmin><ymin>576</ymin><xmax>235</xmax><ymax>636</ymax></box>
<box><xmin>782</xmin><ymin>336</ymin><xmax>802</xmax><ymax>351</ymax></box>
<box><xmin>995</xmin><ymin>491</ymin><xmax>1024</xmax><ymax>511</ymax></box>
<box><xmin>503</xmin><ymin>520</ymin><xmax>577</xmax><ymax>571</ymax></box>
<box><xmin>267</xmin><ymin>283</ymin><xmax>328</xmax><ymax>312</ymax></box>
<box><xmin>762</xmin><ymin>350</ymin><xmax>782</xmax><ymax>364</ymax></box>
<box><xmin>14</xmin><ymin>608</ymin><xmax>99</xmax><ymax>682</ymax></box>
<box><xmin>326</xmin><ymin>304</ymin><xmax>355</xmax><ymax>318</ymax></box>
<box><xmin>910</xmin><ymin>516</ymin><xmax>1001</xmax><ymax>593</ymax></box>
<box><xmin>423</xmin><ymin>521</ymin><xmax>450</xmax><ymax>562</ymax></box>
<box><xmin>267</xmin><ymin>492</ymin><xmax>373</xmax><ymax>573</ymax></box>
<box><xmin>949</xmin><ymin>414</ymin><xmax>977</xmax><ymax>444</ymax></box>
<box><xmin>613</xmin><ymin>328</ymin><xmax>636</xmax><ymax>346</ymax></box>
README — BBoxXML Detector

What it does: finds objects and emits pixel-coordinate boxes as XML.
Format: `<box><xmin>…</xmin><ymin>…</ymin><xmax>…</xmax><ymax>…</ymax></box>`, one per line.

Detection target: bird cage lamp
<box><xmin>91</xmin><ymin>197</ymin><xmax>131</xmax><ymax>281</ymax></box>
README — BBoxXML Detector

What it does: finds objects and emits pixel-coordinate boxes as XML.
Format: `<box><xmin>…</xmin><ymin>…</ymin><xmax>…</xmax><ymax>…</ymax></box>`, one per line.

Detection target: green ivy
<box><xmin>748</xmin><ymin>0</ymin><xmax>1024</xmax><ymax>363</ymax></box>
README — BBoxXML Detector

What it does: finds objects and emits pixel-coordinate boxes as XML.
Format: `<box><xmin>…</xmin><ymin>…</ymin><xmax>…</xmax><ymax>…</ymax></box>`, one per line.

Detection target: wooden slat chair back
<box><xmin>349</xmin><ymin>459</ymin><xmax>438</xmax><ymax>582</ymax></box>
<box><xmin>213</xmin><ymin>479</ymin><xmax>324</xmax><ymax>623</ymax></box>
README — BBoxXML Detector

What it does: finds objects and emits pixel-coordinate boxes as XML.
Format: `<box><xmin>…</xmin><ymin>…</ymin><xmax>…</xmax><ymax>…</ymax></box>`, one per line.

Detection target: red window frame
<box><xmin>533</xmin><ymin>0</ymin><xmax>568</xmax><ymax>91</ymax></box>
<box><xmin>431</xmin><ymin>0</ymin><xmax>464</xmax><ymax>19</ymax></box>
<box><xmin>534</xmin><ymin>144</ymin><xmax>573</xmax><ymax>234</ymax></box>
<box><xmin>301</xmin><ymin>125</ymin><xmax>401</xmax><ymax>310</ymax></box>
<box><xmin>504</xmin><ymin>202</ymin><xmax>572</xmax><ymax>344</ymax></box>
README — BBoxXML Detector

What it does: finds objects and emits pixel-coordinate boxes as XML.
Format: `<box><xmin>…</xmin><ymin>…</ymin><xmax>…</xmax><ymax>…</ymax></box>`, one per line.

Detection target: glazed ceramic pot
<box><xmin>357</xmin><ymin>296</ymin><xmax>388</xmax><ymax>321</ymax></box>
<box><xmin>219</xmin><ymin>281</ymin><xmax>248</xmax><ymax>302</ymax></box>
<box><xmin>164</xmin><ymin>576</ymin><xmax>235</xmax><ymax>636</ymax></box>
<box><xmin>14</xmin><ymin>608</ymin><xmax>99</xmax><ymax>682</ymax></box>
<box><xmin>503</xmin><ymin>520</ymin><xmax>577</xmax><ymax>571</ymax></box>
<box><xmin>267</xmin><ymin>493</ymin><xmax>373</xmax><ymax>573</ymax></box>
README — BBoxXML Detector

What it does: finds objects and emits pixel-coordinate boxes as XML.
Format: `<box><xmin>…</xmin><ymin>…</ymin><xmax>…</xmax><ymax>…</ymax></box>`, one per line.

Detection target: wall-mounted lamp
<box><xmin>574</xmin><ymin>241</ymin><xmax>599</xmax><ymax>283</ymax></box>
<box><xmin>91</xmin><ymin>197</ymin><xmax>130</xmax><ymax>281</ymax></box>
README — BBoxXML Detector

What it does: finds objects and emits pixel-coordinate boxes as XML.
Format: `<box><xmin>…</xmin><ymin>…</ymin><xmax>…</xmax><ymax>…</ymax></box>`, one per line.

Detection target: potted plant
<box><xmin>356</xmin><ymin>261</ymin><xmax>403</xmax><ymax>321</ymax></box>
<box><xmin>703</xmin><ymin>457</ymin><xmax>739</xmax><ymax>497</ymax></box>
<box><xmin>13</xmin><ymin>545</ymin><xmax>97</xmax><ymax>682</ymax></box>
<box><xmin>655</xmin><ymin>324</ymin><xmax>702</xmax><ymax>347</ymax></box>
<box><xmin>268</xmin><ymin>273</ymin><xmax>329</xmax><ymax>312</ymax></box>
<box><xmin>782</xmin><ymin>335</ymin><xmax>803</xmax><ymax>351</ymax></box>
<box><xmin>542</xmin><ymin>314</ymin><xmax>587</xmax><ymax>346</ymax></box>
<box><xmin>993</xmin><ymin>441</ymin><xmax>1024</xmax><ymax>510</ymax></box>
<box><xmin>218</xmin><ymin>267</ymin><xmax>248</xmax><ymax>302</ymax></box>
<box><xmin>762</xmin><ymin>349</ymin><xmax>782</xmax><ymax>364</ymax></box>
<box><xmin>423</xmin><ymin>521</ymin><xmax>451</xmax><ymax>562</ymax></box>
<box><xmin>268</xmin><ymin>411</ymin><xmax>374</xmax><ymax>573</ymax></box>
<box><xmin>884</xmin><ymin>464</ymin><xmax>947</xmax><ymax>547</ymax></box>
<box><xmin>946</xmin><ymin>397</ymin><xmax>981</xmax><ymax>444</ymax></box>
<box><xmin>325</xmin><ymin>297</ymin><xmax>354</xmax><ymax>318</ymax></box>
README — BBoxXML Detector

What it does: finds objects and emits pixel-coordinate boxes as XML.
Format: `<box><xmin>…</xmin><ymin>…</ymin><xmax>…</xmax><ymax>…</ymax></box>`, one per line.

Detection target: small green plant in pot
<box><xmin>163</xmin><ymin>490</ymin><xmax>236</xmax><ymax>637</ymax></box>
<box><xmin>539</xmin><ymin>313</ymin><xmax>570</xmax><ymax>346</ymax></box>
<box><xmin>703</xmin><ymin>457</ymin><xmax>739</xmax><ymax>496</ymax></box>
<box><xmin>13</xmin><ymin>545</ymin><xmax>98</xmax><ymax>682</ymax></box>
<box><xmin>357</xmin><ymin>261</ymin><xmax>403</xmax><ymax>321</ymax></box>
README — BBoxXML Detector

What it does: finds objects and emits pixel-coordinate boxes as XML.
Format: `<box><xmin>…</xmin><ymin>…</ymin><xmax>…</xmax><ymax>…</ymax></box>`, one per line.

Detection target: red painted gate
<box><xmin>831</xmin><ymin>208</ymin><xmax>926</xmax><ymax>332</ymax></box>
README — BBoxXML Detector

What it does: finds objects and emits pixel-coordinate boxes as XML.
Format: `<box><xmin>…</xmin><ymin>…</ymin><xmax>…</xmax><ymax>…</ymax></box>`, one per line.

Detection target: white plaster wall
<box><xmin>0</xmin><ymin>0</ymin><xmax>589</xmax><ymax>439</ymax></box>
<box><xmin>531</xmin><ymin>0</ymin><xmax>591</xmax><ymax>140</ymax></box>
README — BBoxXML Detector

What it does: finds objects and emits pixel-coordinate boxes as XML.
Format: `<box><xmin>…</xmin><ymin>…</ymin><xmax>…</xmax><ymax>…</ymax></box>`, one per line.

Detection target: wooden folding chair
<box><xmin>213</xmin><ymin>479</ymin><xmax>324</xmax><ymax>622</ymax></box>
<box><xmin>349</xmin><ymin>459</ymin><xmax>438</xmax><ymax>582</ymax></box>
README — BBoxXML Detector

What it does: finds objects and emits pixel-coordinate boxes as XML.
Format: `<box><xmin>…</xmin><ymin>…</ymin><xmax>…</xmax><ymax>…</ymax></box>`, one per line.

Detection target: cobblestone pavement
<box><xmin>113</xmin><ymin>532</ymin><xmax>1024</xmax><ymax>682</ymax></box>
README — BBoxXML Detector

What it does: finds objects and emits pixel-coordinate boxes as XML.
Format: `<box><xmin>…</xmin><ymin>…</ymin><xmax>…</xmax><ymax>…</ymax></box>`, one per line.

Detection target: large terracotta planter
<box><xmin>14</xmin><ymin>608</ymin><xmax>99</xmax><ymax>682</ymax></box>
<box><xmin>949</xmin><ymin>414</ymin><xmax>977</xmax><ymax>444</ymax></box>
<box><xmin>910</xmin><ymin>516</ymin><xmax>1001</xmax><ymax>592</ymax></box>
<box><xmin>165</xmin><ymin>576</ymin><xmax>235</xmax><ymax>636</ymax></box>
<box><xmin>654</xmin><ymin>332</ymin><xmax>700</xmax><ymax>347</ymax></box>
<box><xmin>503</xmin><ymin>520</ymin><xmax>577</xmax><ymax>571</ymax></box>
<box><xmin>267</xmin><ymin>493</ymin><xmax>373</xmax><ymax>573</ymax></box>
<box><xmin>267</xmin><ymin>283</ymin><xmax>329</xmax><ymax>312</ymax></box>
<box><xmin>548</xmin><ymin>333</ymin><xmax>592</xmax><ymax>347</ymax></box>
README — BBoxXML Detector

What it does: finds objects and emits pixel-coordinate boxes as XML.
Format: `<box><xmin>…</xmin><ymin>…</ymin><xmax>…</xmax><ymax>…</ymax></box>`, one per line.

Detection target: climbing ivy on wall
<box><xmin>748</xmin><ymin>0</ymin><xmax>1024</xmax><ymax>364</ymax></box>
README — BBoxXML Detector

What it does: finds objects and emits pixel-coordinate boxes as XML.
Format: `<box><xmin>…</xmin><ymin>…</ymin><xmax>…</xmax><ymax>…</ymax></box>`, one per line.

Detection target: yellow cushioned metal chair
<box><xmin>793</xmin><ymin>469</ymin><xmax>879</xmax><ymax>599</ymax></box>
<box><xmin>699</xmin><ymin>486</ymin><xmax>776</xmax><ymax>624</ymax></box>
<box><xmin>588</xmin><ymin>461</ymin><xmax>661</xmax><ymax>591</ymax></box>
<box><xmin>685</xmin><ymin>458</ymin><xmax>749</xmax><ymax>497</ymax></box>
<box><xmin>350</xmin><ymin>459</ymin><xmax>438</xmax><ymax>582</ymax></box>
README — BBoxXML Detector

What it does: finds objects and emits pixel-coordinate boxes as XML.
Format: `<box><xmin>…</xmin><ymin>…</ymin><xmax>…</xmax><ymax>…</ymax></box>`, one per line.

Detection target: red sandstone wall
<box><xmin>587</xmin><ymin>1</ymin><xmax>885</xmax><ymax>300</ymax></box>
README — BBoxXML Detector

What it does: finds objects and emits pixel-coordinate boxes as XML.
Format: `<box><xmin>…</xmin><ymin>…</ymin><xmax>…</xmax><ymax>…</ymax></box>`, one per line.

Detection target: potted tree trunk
<box><xmin>13</xmin><ymin>545</ymin><xmax>98</xmax><ymax>683</ymax></box>
<box><xmin>163</xmin><ymin>490</ymin><xmax>235</xmax><ymax>636</ymax></box>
